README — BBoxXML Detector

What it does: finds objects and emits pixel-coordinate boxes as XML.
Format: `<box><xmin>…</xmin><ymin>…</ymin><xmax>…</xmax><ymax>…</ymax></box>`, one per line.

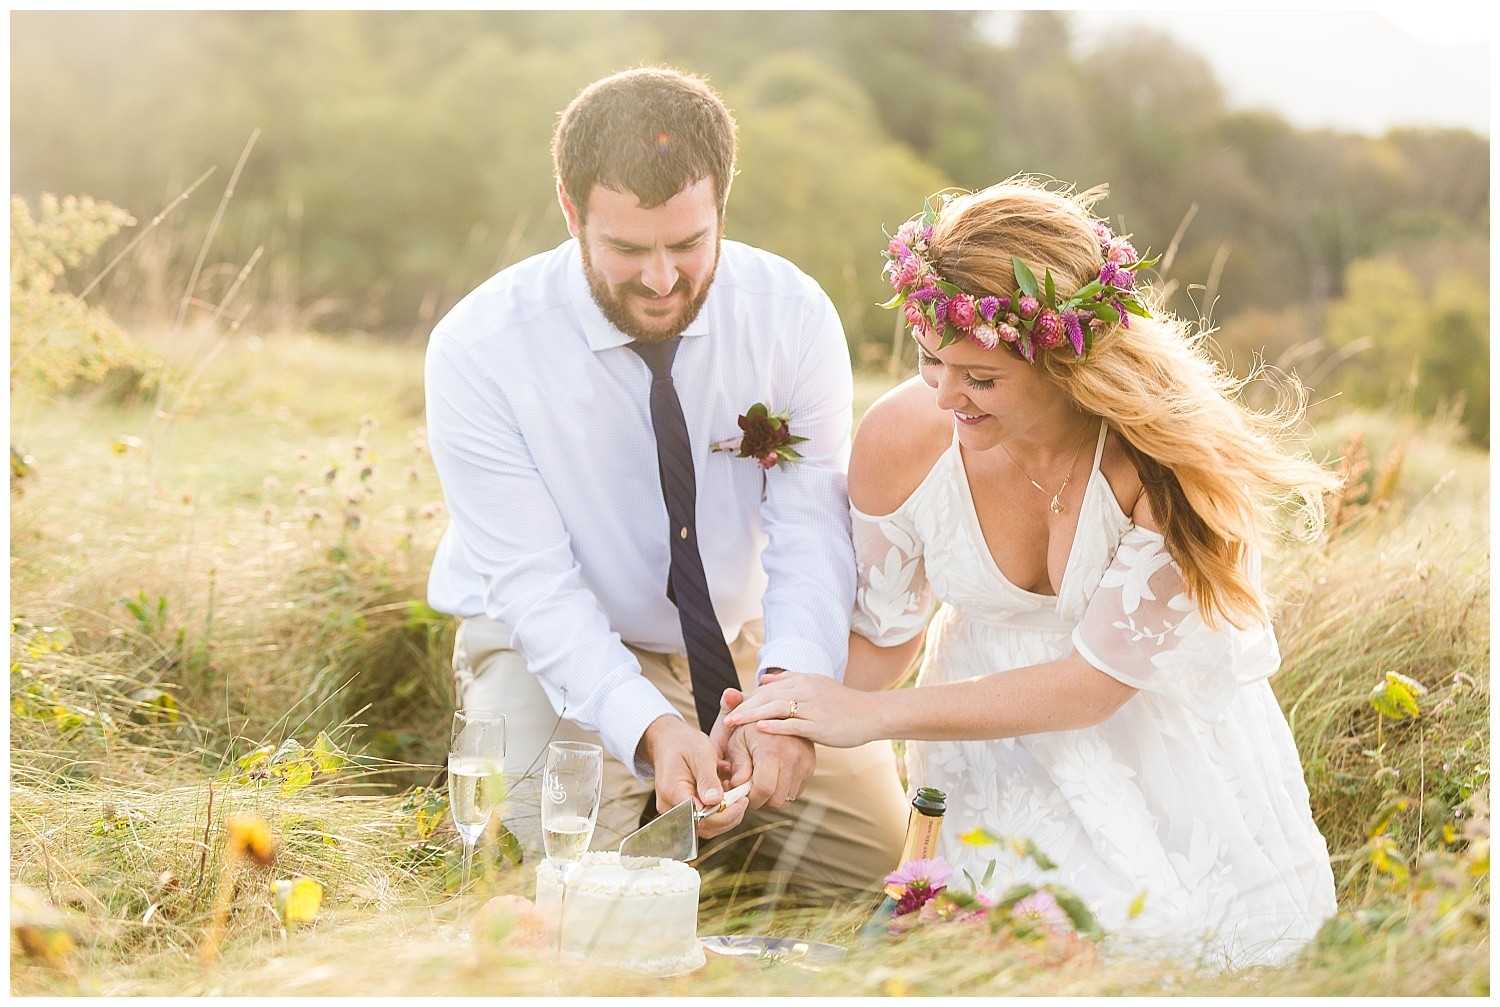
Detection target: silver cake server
<box><xmin>618</xmin><ymin>781</ymin><xmax>752</xmax><ymax>869</ymax></box>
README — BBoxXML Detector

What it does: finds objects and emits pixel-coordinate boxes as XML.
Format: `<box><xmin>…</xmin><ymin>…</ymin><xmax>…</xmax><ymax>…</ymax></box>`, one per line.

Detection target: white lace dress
<box><xmin>852</xmin><ymin>424</ymin><xmax>1336</xmax><ymax>967</ymax></box>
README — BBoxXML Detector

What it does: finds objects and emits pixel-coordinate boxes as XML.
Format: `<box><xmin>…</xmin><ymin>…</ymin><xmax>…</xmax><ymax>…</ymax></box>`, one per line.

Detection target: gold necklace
<box><xmin>998</xmin><ymin>427</ymin><xmax>1093</xmax><ymax>515</ymax></box>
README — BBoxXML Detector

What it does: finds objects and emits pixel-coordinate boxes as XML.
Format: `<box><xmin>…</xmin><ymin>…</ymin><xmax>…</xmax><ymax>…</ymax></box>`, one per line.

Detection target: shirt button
<box><xmin>680</xmin><ymin>527</ymin><xmax>688</xmax><ymax>540</ymax></box>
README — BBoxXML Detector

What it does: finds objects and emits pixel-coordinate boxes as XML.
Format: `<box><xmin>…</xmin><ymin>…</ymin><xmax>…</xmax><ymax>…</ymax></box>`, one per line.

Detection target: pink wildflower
<box><xmin>969</xmin><ymin>324</ymin><xmax>1000</xmax><ymax>350</ymax></box>
<box><xmin>759</xmin><ymin>452</ymin><xmax>779</xmax><ymax>470</ymax></box>
<box><xmin>1017</xmin><ymin>295</ymin><xmax>1040</xmax><ymax>320</ymax></box>
<box><xmin>1033</xmin><ymin>309</ymin><xmax>1064</xmax><ymax>348</ymax></box>
<box><xmin>1093</xmin><ymin>219</ymin><xmax>1113</xmax><ymax>247</ymax></box>
<box><xmin>903</xmin><ymin>300</ymin><xmax>926</xmax><ymax>331</ymax></box>
<box><xmin>1107</xmin><ymin>239</ymin><xmax>1138</xmax><ymax>265</ymax></box>
<box><xmin>947</xmin><ymin>294</ymin><xmax>977</xmax><ymax>330</ymax></box>
<box><xmin>996</xmin><ymin>322</ymin><xmax>1020</xmax><ymax>343</ymax></box>
<box><xmin>885</xmin><ymin>857</ymin><xmax>954</xmax><ymax>890</ymax></box>
<box><xmin>1062</xmin><ymin>309</ymin><xmax>1085</xmax><ymax>354</ymax></box>
<box><xmin>894</xmin><ymin>254</ymin><xmax>922</xmax><ymax>288</ymax></box>
<box><xmin>978</xmin><ymin>295</ymin><xmax>1000</xmax><ymax>322</ymax></box>
<box><xmin>895</xmin><ymin>220</ymin><xmax>920</xmax><ymax>247</ymax></box>
<box><xmin>1011</xmin><ymin>890</ymin><xmax>1070</xmax><ymax>932</ymax></box>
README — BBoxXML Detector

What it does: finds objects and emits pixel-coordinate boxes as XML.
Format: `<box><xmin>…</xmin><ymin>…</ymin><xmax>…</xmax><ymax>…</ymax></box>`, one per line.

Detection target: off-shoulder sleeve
<box><xmin>1072</xmin><ymin>526</ymin><xmax>1280</xmax><ymax>721</ymax></box>
<box><xmin>850</xmin><ymin>505</ymin><xmax>937</xmax><ymax>647</ymax></box>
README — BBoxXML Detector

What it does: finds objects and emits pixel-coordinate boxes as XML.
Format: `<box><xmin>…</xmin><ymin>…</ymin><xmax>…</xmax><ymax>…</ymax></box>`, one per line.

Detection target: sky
<box><xmin>982</xmin><ymin>9</ymin><xmax>1491</xmax><ymax>137</ymax></box>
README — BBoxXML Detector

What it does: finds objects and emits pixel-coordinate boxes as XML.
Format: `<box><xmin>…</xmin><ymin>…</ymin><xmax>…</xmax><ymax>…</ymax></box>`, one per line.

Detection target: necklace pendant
<box><xmin>1049</xmin><ymin>495</ymin><xmax>1064</xmax><ymax>515</ymax></box>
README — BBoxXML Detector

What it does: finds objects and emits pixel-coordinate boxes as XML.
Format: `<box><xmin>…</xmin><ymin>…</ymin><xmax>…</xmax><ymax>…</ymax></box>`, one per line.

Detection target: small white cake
<box><xmin>534</xmin><ymin>851</ymin><xmax>705</xmax><ymax>976</ymax></box>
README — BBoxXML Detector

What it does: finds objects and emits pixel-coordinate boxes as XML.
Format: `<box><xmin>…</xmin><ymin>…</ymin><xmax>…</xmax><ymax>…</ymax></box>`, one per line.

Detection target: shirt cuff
<box><xmin>757</xmin><ymin>637</ymin><xmax>839</xmax><ymax>685</ymax></box>
<box><xmin>596</xmin><ymin>674</ymin><xmax>683</xmax><ymax>781</ymax></box>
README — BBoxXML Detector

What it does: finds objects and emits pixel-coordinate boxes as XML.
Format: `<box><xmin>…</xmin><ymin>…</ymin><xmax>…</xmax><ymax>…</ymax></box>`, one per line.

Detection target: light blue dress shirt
<box><xmin>425</xmin><ymin>238</ymin><xmax>857</xmax><ymax>773</ymax></box>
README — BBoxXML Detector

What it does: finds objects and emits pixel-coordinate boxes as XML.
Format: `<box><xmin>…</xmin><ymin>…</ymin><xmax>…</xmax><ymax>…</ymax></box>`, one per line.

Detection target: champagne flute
<box><xmin>542</xmin><ymin>741</ymin><xmax>602</xmax><ymax>956</ymax></box>
<box><xmin>448</xmin><ymin>710</ymin><xmax>506</xmax><ymax>894</ymax></box>
<box><xmin>541</xmin><ymin>741</ymin><xmax>603</xmax><ymax>869</ymax></box>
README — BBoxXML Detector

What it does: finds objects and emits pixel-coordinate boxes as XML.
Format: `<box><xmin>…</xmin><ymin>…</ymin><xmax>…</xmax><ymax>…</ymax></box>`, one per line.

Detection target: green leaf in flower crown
<box><xmin>1091</xmin><ymin>303</ymin><xmax>1121</xmax><ymax>324</ymax></box>
<box><xmin>1072</xmin><ymin>280</ymin><xmax>1103</xmax><ymax>301</ymax></box>
<box><xmin>1011</xmin><ymin>256</ymin><xmax>1039</xmax><ymax>299</ymax></box>
<box><xmin>1044</xmin><ymin>269</ymin><xmax>1056</xmax><ymax>305</ymax></box>
<box><xmin>1120</xmin><ymin>298</ymin><xmax>1151</xmax><ymax>318</ymax></box>
<box><xmin>879</xmin><ymin>291</ymin><xmax>904</xmax><ymax>310</ymax></box>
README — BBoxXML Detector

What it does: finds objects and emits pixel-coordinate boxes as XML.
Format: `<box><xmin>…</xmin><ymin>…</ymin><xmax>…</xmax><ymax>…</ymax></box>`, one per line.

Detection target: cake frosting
<box><xmin>534</xmin><ymin>851</ymin><xmax>704</xmax><ymax>976</ymax></box>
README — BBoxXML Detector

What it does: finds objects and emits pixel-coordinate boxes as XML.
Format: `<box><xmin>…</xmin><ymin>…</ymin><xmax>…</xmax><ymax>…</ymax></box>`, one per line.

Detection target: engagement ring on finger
<box><xmin>788</xmin><ymin>699</ymin><xmax>799</xmax><ymax>717</ymax></box>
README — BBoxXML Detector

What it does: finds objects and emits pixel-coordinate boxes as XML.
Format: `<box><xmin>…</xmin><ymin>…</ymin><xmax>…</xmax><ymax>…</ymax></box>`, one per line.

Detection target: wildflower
<box><xmin>885</xmin><ymin>857</ymin><xmax>954</xmax><ymax>916</ymax></box>
<box><xmin>904</xmin><ymin>301</ymin><xmax>926</xmax><ymax>331</ymax></box>
<box><xmin>996</xmin><ymin>322</ymin><xmax>1020</xmax><ymax>343</ymax></box>
<box><xmin>261</xmin><ymin>504</ymin><xmax>278</xmax><ymax>525</ymax></box>
<box><xmin>352</xmin><ymin>440</ymin><xmax>367</xmax><ymax>461</ymax></box>
<box><xmin>270</xmin><ymin>876</ymin><xmax>324</xmax><ymax>925</ymax></box>
<box><xmin>1107</xmin><ymin>239</ymin><xmax>1138</xmax><ymax>265</ymax></box>
<box><xmin>970</xmin><ymin>324</ymin><xmax>1000</xmax><ymax>350</ymax></box>
<box><xmin>1017</xmin><ymin>295</ymin><xmax>1040</xmax><ymax>320</ymax></box>
<box><xmin>226</xmin><ymin>815</ymin><xmax>276</xmax><ymax>867</ymax></box>
<box><xmin>1062</xmin><ymin>310</ymin><xmax>1085</xmax><ymax>355</ymax></box>
<box><xmin>421</xmin><ymin>503</ymin><xmax>444</xmax><ymax>520</ymax></box>
<box><xmin>263</xmin><ymin>476</ymin><xmax>281</xmax><ymax>492</ymax></box>
<box><xmin>1011</xmin><ymin>889</ymin><xmax>1070</xmax><ymax>932</ymax></box>
<box><xmin>895</xmin><ymin>221</ymin><xmax>919</xmax><ymax>247</ymax></box>
<box><xmin>1033</xmin><ymin>309</ymin><xmax>1064</xmax><ymax>349</ymax></box>
<box><xmin>978</xmin><ymin>296</ymin><xmax>1000</xmax><ymax>323</ymax></box>
<box><xmin>1099</xmin><ymin>261</ymin><xmax>1119</xmax><ymax>287</ymax></box>
<box><xmin>404</xmin><ymin>466</ymin><xmax>420</xmax><ymax>483</ymax></box>
<box><xmin>895</xmin><ymin>254</ymin><xmax>921</xmax><ymax>287</ymax></box>
<box><xmin>293</xmin><ymin>482</ymin><xmax>309</xmax><ymax>498</ymax></box>
<box><xmin>947</xmin><ymin>294</ymin><xmax>977</xmax><ymax>330</ymax></box>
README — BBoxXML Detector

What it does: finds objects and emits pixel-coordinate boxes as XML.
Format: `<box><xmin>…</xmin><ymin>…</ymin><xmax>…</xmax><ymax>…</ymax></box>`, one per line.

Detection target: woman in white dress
<box><xmin>724</xmin><ymin>178</ymin><xmax>1339</xmax><ymax>967</ymax></box>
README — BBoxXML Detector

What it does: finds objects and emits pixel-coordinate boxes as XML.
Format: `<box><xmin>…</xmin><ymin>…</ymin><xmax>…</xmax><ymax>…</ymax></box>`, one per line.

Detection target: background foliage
<box><xmin>9</xmin><ymin>9</ymin><xmax>1490</xmax><ymax>440</ymax></box>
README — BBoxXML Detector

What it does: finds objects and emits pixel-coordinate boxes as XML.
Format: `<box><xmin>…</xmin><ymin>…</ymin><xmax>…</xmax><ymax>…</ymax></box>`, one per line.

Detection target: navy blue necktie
<box><xmin>629</xmin><ymin>338</ymin><xmax>739</xmax><ymax>733</ymax></box>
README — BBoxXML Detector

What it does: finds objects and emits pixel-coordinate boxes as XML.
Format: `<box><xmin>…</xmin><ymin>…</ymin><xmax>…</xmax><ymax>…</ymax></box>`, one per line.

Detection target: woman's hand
<box><xmin>723</xmin><ymin>672</ymin><xmax>889</xmax><ymax>749</ymax></box>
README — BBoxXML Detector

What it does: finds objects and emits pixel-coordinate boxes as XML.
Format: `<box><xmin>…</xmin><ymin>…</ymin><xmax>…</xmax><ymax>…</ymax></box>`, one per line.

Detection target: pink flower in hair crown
<box><xmin>879</xmin><ymin>196</ymin><xmax>1159</xmax><ymax>364</ymax></box>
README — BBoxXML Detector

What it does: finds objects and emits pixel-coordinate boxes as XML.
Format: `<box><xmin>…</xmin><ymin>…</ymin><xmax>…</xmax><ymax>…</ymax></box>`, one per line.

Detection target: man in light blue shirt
<box><xmin>426</xmin><ymin>67</ymin><xmax>906</xmax><ymax>891</ymax></box>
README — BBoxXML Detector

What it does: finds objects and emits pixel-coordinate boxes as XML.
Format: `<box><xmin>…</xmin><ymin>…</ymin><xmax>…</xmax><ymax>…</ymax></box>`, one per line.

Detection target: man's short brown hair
<box><xmin>552</xmin><ymin>66</ymin><xmax>737</xmax><ymax>222</ymax></box>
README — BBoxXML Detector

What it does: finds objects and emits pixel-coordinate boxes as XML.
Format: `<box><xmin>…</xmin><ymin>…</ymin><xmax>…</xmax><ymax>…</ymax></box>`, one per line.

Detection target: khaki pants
<box><xmin>453</xmin><ymin>614</ymin><xmax>908</xmax><ymax>895</ymax></box>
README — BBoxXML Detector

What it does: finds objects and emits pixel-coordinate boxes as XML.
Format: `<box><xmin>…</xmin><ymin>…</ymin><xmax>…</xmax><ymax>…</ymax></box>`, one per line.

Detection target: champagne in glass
<box><xmin>541</xmin><ymin>741</ymin><xmax>603</xmax><ymax>866</ymax></box>
<box><xmin>448</xmin><ymin>710</ymin><xmax>506</xmax><ymax>894</ymax></box>
<box><xmin>541</xmin><ymin>741</ymin><xmax>602</xmax><ymax>955</ymax></box>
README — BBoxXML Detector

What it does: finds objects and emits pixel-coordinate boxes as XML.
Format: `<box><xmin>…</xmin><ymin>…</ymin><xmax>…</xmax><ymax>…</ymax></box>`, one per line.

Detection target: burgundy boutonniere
<box><xmin>711</xmin><ymin>402</ymin><xmax>807</xmax><ymax>470</ymax></box>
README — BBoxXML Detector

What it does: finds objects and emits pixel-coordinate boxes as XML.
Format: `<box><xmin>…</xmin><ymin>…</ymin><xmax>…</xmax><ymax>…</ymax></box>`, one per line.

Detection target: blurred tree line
<box><xmin>10</xmin><ymin>10</ymin><xmax>1489</xmax><ymax>441</ymax></box>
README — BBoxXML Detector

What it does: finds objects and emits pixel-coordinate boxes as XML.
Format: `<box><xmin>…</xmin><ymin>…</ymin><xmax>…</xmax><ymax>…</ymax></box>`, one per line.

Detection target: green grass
<box><xmin>9</xmin><ymin>329</ymin><xmax>1489</xmax><ymax>996</ymax></box>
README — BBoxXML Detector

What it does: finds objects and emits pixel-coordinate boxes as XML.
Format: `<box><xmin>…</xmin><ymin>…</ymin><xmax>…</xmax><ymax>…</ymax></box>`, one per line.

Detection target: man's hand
<box><xmin>709</xmin><ymin>688</ymin><xmax>752</xmax><ymax>788</ymax></box>
<box><xmin>637</xmin><ymin>714</ymin><xmax>746</xmax><ymax>840</ymax></box>
<box><xmin>721</xmin><ymin>719</ymin><xmax>816</xmax><ymax>811</ymax></box>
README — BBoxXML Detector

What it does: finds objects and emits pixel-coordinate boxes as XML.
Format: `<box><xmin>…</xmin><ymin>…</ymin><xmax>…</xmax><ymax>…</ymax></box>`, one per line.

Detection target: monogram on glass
<box><xmin>448</xmin><ymin>710</ymin><xmax>506</xmax><ymax>893</ymax></box>
<box><xmin>541</xmin><ymin>741</ymin><xmax>603</xmax><ymax>867</ymax></box>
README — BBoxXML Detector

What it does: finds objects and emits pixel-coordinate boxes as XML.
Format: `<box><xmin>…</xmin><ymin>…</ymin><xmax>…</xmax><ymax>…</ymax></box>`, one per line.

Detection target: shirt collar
<box><xmin>564</xmin><ymin>239</ymin><xmax>713</xmax><ymax>353</ymax></box>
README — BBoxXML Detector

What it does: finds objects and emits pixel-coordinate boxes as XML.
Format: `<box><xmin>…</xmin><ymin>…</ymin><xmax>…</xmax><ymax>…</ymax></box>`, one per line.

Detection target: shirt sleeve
<box><xmin>426</xmin><ymin>337</ymin><xmax>678</xmax><ymax>778</ymax></box>
<box><xmin>755</xmin><ymin>288</ymin><xmax>859</xmax><ymax>682</ymax></box>
<box><xmin>850</xmin><ymin>504</ymin><xmax>937</xmax><ymax>646</ymax></box>
<box><xmin>1071</xmin><ymin>526</ymin><xmax>1280</xmax><ymax>721</ymax></box>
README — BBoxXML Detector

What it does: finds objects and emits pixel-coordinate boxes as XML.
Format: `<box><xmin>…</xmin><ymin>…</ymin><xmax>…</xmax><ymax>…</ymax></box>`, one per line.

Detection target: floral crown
<box><xmin>880</xmin><ymin>198</ymin><xmax>1159</xmax><ymax>363</ymax></box>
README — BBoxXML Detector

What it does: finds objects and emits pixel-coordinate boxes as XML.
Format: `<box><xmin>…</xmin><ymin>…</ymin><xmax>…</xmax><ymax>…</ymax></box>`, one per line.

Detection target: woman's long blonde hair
<box><xmin>928</xmin><ymin>176</ymin><xmax>1339</xmax><ymax>629</ymax></box>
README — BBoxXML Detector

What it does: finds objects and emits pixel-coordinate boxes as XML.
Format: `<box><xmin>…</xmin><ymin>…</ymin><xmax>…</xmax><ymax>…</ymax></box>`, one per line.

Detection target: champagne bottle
<box><xmin>862</xmin><ymin>787</ymin><xmax>946</xmax><ymax>940</ymax></box>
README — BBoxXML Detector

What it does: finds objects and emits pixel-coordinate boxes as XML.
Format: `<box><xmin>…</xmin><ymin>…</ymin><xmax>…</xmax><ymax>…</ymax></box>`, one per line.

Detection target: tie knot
<box><xmin>629</xmin><ymin>338</ymin><xmax>680</xmax><ymax>381</ymax></box>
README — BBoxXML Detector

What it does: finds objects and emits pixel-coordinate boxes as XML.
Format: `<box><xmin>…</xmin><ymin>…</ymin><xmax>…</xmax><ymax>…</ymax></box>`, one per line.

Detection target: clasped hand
<box><xmin>721</xmin><ymin>671</ymin><xmax>882</xmax><ymax>749</ymax></box>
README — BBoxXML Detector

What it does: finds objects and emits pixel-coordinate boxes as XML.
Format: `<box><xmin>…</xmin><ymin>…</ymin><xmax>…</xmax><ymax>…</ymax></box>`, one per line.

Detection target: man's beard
<box><xmin>580</xmin><ymin>241</ymin><xmax>718</xmax><ymax>343</ymax></box>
